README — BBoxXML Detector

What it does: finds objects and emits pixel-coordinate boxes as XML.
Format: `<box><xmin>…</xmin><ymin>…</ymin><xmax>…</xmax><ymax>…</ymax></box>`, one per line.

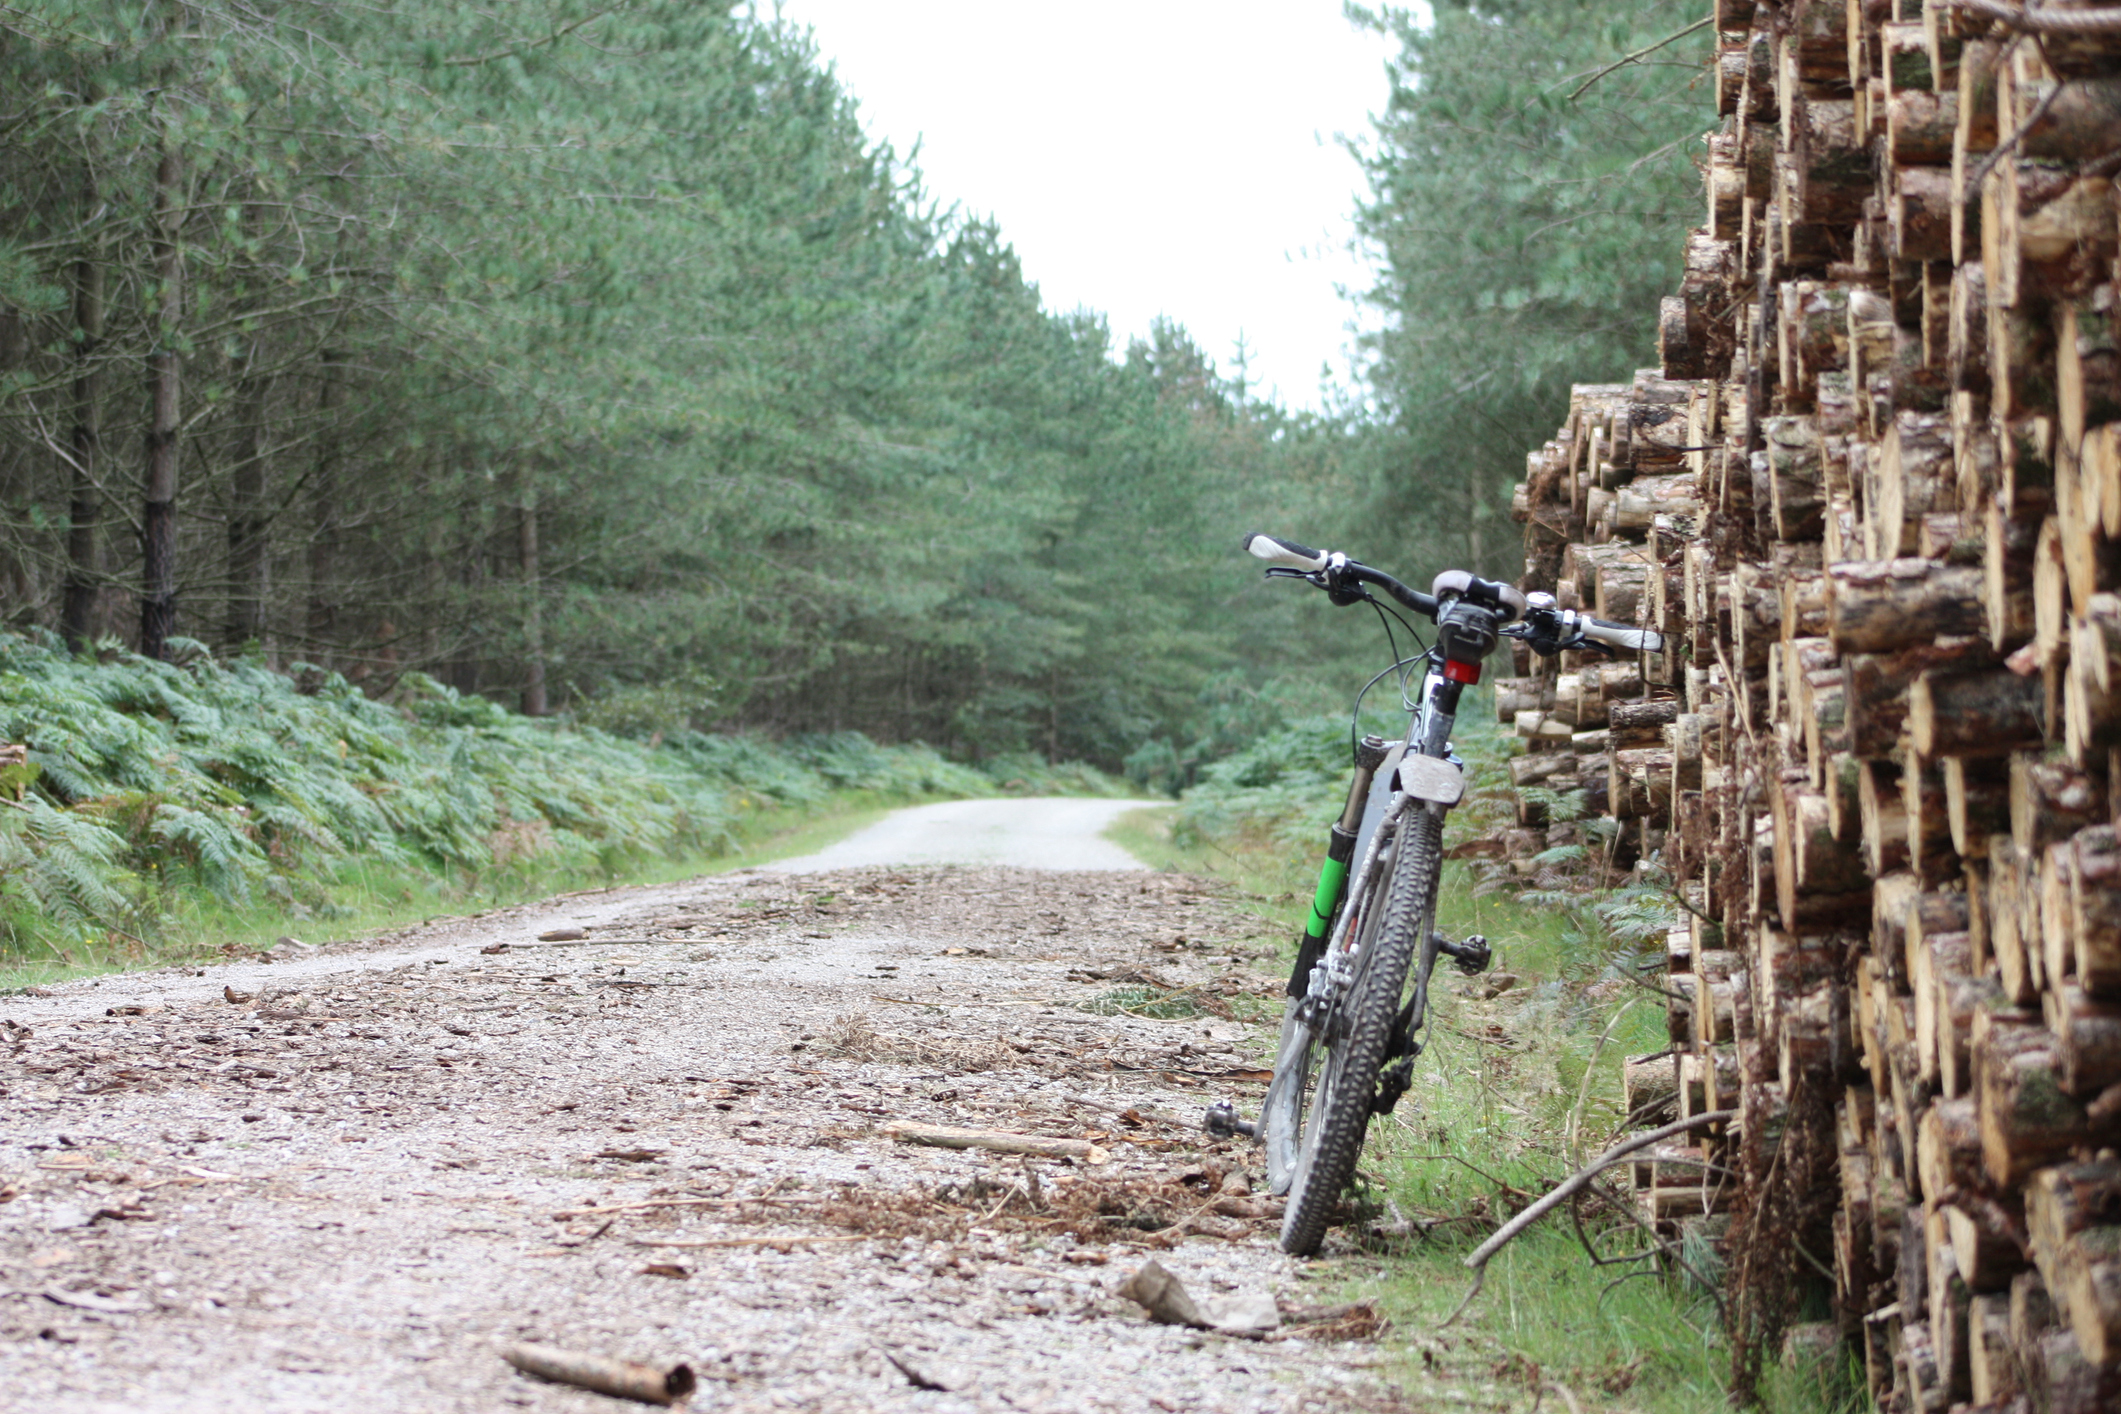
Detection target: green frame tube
<box><xmin>1305</xmin><ymin>854</ymin><xmax>1349</xmax><ymax>943</ymax></box>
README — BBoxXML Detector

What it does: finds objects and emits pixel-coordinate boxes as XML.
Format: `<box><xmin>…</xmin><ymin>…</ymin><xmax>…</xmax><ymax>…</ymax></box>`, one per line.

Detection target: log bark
<box><xmin>1866</xmin><ymin>420</ymin><xmax>1941</xmax><ymax>565</ymax></box>
<box><xmin>2018</xmin><ymin>76</ymin><xmax>2121</xmax><ymax>161</ymax></box>
<box><xmin>1983</xmin><ymin>501</ymin><xmax>2042</xmax><ymax>652</ymax></box>
<box><xmin>2070</xmin><ymin>825</ymin><xmax>2121</xmax><ymax>999</ymax></box>
<box><xmin>1976</xmin><ymin>1012</ymin><xmax>2090</xmax><ymax>1188</ymax></box>
<box><xmin>1889</xmin><ymin>163</ymin><xmax>1955</xmax><ymax>262</ymax></box>
<box><xmin>1969</xmin><ymin>1292</ymin><xmax>2020</xmax><ymax>1403</ymax></box>
<box><xmin>2043</xmin><ymin>983</ymin><xmax>2121</xmax><ymax>1097</ymax></box>
<box><xmin>1764</xmin><ymin>414</ymin><xmax>1826</xmax><ymax>540</ymax></box>
<box><xmin>2022</xmin><ymin>1328</ymin><xmax>2121</xmax><ymax>1414</ymax></box>
<box><xmin>1609</xmin><ymin>696</ymin><xmax>1681</xmax><ymax>747</ymax></box>
<box><xmin>1888</xmin><ymin>87</ymin><xmax>1956</xmax><ymax>165</ymax></box>
<box><xmin>2055</xmin><ymin>1226</ymin><xmax>2121</xmax><ymax>1366</ymax></box>
<box><xmin>1860</xmin><ymin>757</ymin><xmax>1912</xmax><ymax>880</ymax></box>
<box><xmin>1946</xmin><ymin>1200</ymin><xmax>2031</xmax><ymax>1294</ymax></box>
<box><xmin>2066</xmin><ymin>596</ymin><xmax>2121</xmax><ymax>765</ymax></box>
<box><xmin>1774</xmin><ymin>774</ymin><xmax>1874</xmax><ymax>929</ymax></box>
<box><xmin>1828</xmin><ymin>559</ymin><xmax>1987</xmax><ymax>653</ymax></box>
<box><xmin>1911</xmin><ymin>668</ymin><xmax>2048</xmax><ymax>758</ymax></box>
<box><xmin>1946</xmin><ymin>756</ymin><xmax>2013</xmax><ymax>859</ymax></box>
<box><xmin>2027</xmin><ymin>1161</ymin><xmax>2121</xmax><ymax>1295</ymax></box>
<box><xmin>2011</xmin><ymin>756</ymin><xmax>2100</xmax><ymax>856</ymax></box>
<box><xmin>1989</xmin><ymin>837</ymin><xmax>2045</xmax><ymax>1003</ymax></box>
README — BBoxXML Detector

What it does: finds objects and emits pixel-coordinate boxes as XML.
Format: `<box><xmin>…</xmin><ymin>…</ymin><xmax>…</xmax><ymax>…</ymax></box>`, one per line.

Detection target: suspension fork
<box><xmin>1286</xmin><ymin>733</ymin><xmax>1393</xmax><ymax>999</ymax></box>
<box><xmin>1373</xmin><ymin>672</ymin><xmax>1470</xmax><ymax>1108</ymax></box>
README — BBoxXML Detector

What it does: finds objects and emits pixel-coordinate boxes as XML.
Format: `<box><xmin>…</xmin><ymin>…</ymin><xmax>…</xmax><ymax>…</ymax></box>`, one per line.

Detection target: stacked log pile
<box><xmin>1496</xmin><ymin>2</ymin><xmax>2121</xmax><ymax>1407</ymax></box>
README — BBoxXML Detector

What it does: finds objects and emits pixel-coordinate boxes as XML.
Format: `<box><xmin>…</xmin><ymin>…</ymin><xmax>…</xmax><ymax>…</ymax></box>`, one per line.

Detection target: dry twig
<box><xmin>1447</xmin><ymin>1110</ymin><xmax>1735</xmax><ymax>1323</ymax></box>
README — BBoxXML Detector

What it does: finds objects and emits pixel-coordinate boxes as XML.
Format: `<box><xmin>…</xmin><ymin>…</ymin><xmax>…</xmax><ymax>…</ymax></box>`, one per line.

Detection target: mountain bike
<box><xmin>1203</xmin><ymin>533</ymin><xmax>1664</xmax><ymax>1256</ymax></box>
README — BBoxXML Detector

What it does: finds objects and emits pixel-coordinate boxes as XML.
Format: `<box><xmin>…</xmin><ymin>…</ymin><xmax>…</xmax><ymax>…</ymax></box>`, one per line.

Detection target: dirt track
<box><xmin>0</xmin><ymin>838</ymin><xmax>1405</xmax><ymax>1411</ymax></box>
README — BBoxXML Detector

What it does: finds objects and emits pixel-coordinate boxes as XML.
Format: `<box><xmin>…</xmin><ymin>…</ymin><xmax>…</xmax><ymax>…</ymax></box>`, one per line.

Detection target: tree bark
<box><xmin>60</xmin><ymin>185</ymin><xmax>103</xmax><ymax>652</ymax></box>
<box><xmin>1976</xmin><ymin>1012</ymin><xmax>2088</xmax><ymax>1188</ymax></box>
<box><xmin>1911</xmin><ymin>667</ymin><xmax>2047</xmax><ymax>758</ymax></box>
<box><xmin>138</xmin><ymin>140</ymin><xmax>183</xmax><ymax>660</ymax></box>
<box><xmin>225</xmin><ymin>338</ymin><xmax>270</xmax><ymax>652</ymax></box>
<box><xmin>306</xmin><ymin>349</ymin><xmax>346</xmax><ymax>660</ymax></box>
<box><xmin>2071</xmin><ymin>825</ymin><xmax>2121</xmax><ymax>999</ymax></box>
<box><xmin>1827</xmin><ymin>558</ymin><xmax>1987</xmax><ymax>654</ymax></box>
<box><xmin>519</xmin><ymin>482</ymin><xmax>547</xmax><ymax>717</ymax></box>
<box><xmin>1945</xmin><ymin>755</ymin><xmax>2011</xmax><ymax>859</ymax></box>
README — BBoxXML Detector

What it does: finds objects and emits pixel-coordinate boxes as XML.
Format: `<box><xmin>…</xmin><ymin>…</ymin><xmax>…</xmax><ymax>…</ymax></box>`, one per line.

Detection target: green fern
<box><xmin>0</xmin><ymin>632</ymin><xmax>1030</xmax><ymax>953</ymax></box>
<box><xmin>0</xmin><ymin>797</ymin><xmax>134</xmax><ymax>938</ymax></box>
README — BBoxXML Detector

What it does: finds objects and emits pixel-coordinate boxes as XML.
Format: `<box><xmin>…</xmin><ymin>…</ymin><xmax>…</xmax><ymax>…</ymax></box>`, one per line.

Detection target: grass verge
<box><xmin>0</xmin><ymin>790</ymin><xmax>901</xmax><ymax>992</ymax></box>
<box><xmin>1106</xmin><ymin>697</ymin><xmax>1819</xmax><ymax>1412</ymax></box>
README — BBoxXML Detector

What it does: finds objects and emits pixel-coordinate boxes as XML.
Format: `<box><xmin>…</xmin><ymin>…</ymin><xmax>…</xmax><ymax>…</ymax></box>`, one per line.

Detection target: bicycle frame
<box><xmin>1298</xmin><ymin>664</ymin><xmax>1467</xmax><ymax>1038</ymax></box>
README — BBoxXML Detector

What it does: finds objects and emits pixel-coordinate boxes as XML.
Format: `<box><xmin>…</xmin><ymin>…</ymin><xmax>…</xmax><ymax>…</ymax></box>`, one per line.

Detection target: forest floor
<box><xmin>0</xmin><ymin>823</ymin><xmax>1410</xmax><ymax>1411</ymax></box>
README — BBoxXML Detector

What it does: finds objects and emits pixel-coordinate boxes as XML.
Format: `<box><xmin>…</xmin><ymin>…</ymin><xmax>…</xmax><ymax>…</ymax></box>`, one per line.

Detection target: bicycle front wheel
<box><xmin>1260</xmin><ymin>819</ymin><xmax>1397</xmax><ymax>1198</ymax></box>
<box><xmin>1277</xmin><ymin>803</ymin><xmax>1445</xmax><ymax>1256</ymax></box>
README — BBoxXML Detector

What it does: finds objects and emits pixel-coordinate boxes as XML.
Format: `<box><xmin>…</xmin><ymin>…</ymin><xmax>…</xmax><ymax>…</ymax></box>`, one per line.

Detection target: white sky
<box><xmin>765</xmin><ymin>1</ymin><xmax>1404</xmax><ymax>411</ymax></box>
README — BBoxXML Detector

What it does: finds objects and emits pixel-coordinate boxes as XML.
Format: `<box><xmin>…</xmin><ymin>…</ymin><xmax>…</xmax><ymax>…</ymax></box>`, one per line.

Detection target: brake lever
<box><xmin>1264</xmin><ymin>564</ymin><xmax>1373</xmax><ymax>608</ymax></box>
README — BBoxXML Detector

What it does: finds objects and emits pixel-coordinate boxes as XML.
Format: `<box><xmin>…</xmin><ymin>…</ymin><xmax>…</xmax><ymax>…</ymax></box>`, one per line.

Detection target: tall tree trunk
<box><xmin>61</xmin><ymin>217</ymin><xmax>104</xmax><ymax>652</ymax></box>
<box><xmin>305</xmin><ymin>348</ymin><xmax>345</xmax><ymax>662</ymax></box>
<box><xmin>225</xmin><ymin>339</ymin><xmax>269</xmax><ymax>652</ymax></box>
<box><xmin>419</xmin><ymin>457</ymin><xmax>446</xmax><ymax>673</ymax></box>
<box><xmin>1467</xmin><ymin>465</ymin><xmax>1485</xmax><ymax>575</ymax></box>
<box><xmin>0</xmin><ymin>312</ymin><xmax>29</xmax><ymax>620</ymax></box>
<box><xmin>138</xmin><ymin>141</ymin><xmax>183</xmax><ymax>660</ymax></box>
<box><xmin>519</xmin><ymin>483</ymin><xmax>547</xmax><ymax>717</ymax></box>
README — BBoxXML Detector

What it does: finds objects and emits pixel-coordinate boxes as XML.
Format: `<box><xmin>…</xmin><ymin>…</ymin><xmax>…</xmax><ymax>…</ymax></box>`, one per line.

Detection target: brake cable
<box><xmin>1347</xmin><ymin>592</ymin><xmax>1430</xmax><ymax>764</ymax></box>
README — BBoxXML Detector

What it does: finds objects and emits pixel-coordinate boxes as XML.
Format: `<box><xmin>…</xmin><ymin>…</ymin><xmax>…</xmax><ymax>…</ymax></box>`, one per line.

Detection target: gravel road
<box><xmin>767</xmin><ymin>798</ymin><xmax>1161</xmax><ymax>872</ymax></box>
<box><xmin>0</xmin><ymin>801</ymin><xmax>1402</xmax><ymax>1412</ymax></box>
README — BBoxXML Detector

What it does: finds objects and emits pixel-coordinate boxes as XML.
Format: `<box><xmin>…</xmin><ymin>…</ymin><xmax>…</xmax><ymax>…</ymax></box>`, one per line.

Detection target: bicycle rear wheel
<box><xmin>1276</xmin><ymin>804</ymin><xmax>1444</xmax><ymax>1256</ymax></box>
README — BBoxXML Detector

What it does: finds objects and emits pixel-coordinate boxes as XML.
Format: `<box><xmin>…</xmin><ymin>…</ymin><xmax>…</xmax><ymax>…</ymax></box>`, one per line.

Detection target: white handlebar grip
<box><xmin>1582</xmin><ymin>619</ymin><xmax>1664</xmax><ymax>654</ymax></box>
<box><xmin>1242</xmin><ymin>532</ymin><xmax>1329</xmax><ymax>572</ymax></box>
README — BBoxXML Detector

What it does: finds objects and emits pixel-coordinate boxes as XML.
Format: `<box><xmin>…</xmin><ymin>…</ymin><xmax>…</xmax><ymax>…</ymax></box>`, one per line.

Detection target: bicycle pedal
<box><xmin>1203</xmin><ymin>1099</ymin><xmax>1257</xmax><ymax>1140</ymax></box>
<box><xmin>1436</xmin><ymin>931</ymin><xmax>1491</xmax><ymax>976</ymax></box>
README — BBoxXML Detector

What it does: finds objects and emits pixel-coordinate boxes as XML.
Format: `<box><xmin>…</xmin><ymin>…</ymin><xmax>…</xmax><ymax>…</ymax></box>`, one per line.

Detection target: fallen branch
<box><xmin>1447</xmin><ymin>1109</ymin><xmax>1735</xmax><ymax>1323</ymax></box>
<box><xmin>504</xmin><ymin>937</ymin><xmax>704</xmax><ymax>948</ymax></box>
<box><xmin>633</xmin><ymin>1234</ymin><xmax>866</xmax><ymax>1249</ymax></box>
<box><xmin>881</xmin><ymin>1121</ymin><xmax>1110</xmax><ymax>1164</ymax></box>
<box><xmin>550</xmin><ymin>1194</ymin><xmax>817</xmax><ymax>1220</ymax></box>
<box><xmin>501</xmin><ymin>1342</ymin><xmax>695</xmax><ymax>1407</ymax></box>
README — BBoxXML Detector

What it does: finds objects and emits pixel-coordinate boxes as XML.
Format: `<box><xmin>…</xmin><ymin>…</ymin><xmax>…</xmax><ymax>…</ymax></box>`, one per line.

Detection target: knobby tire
<box><xmin>1278</xmin><ymin>804</ymin><xmax>1445</xmax><ymax>1256</ymax></box>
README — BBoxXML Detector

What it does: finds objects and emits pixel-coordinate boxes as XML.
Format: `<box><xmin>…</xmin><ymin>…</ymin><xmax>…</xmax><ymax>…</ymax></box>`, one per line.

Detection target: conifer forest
<box><xmin>0</xmin><ymin>0</ymin><xmax>1704</xmax><ymax>765</ymax></box>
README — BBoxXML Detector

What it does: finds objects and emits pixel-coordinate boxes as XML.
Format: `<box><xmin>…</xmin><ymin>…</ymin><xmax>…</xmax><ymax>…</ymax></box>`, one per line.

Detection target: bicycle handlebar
<box><xmin>1516</xmin><ymin>601</ymin><xmax>1666</xmax><ymax>657</ymax></box>
<box><xmin>1580</xmin><ymin>617</ymin><xmax>1662</xmax><ymax>653</ymax></box>
<box><xmin>1245</xmin><ymin>532</ymin><xmax>1667</xmax><ymax>658</ymax></box>
<box><xmin>1243</xmin><ymin>532</ymin><xmax>1329</xmax><ymax>572</ymax></box>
